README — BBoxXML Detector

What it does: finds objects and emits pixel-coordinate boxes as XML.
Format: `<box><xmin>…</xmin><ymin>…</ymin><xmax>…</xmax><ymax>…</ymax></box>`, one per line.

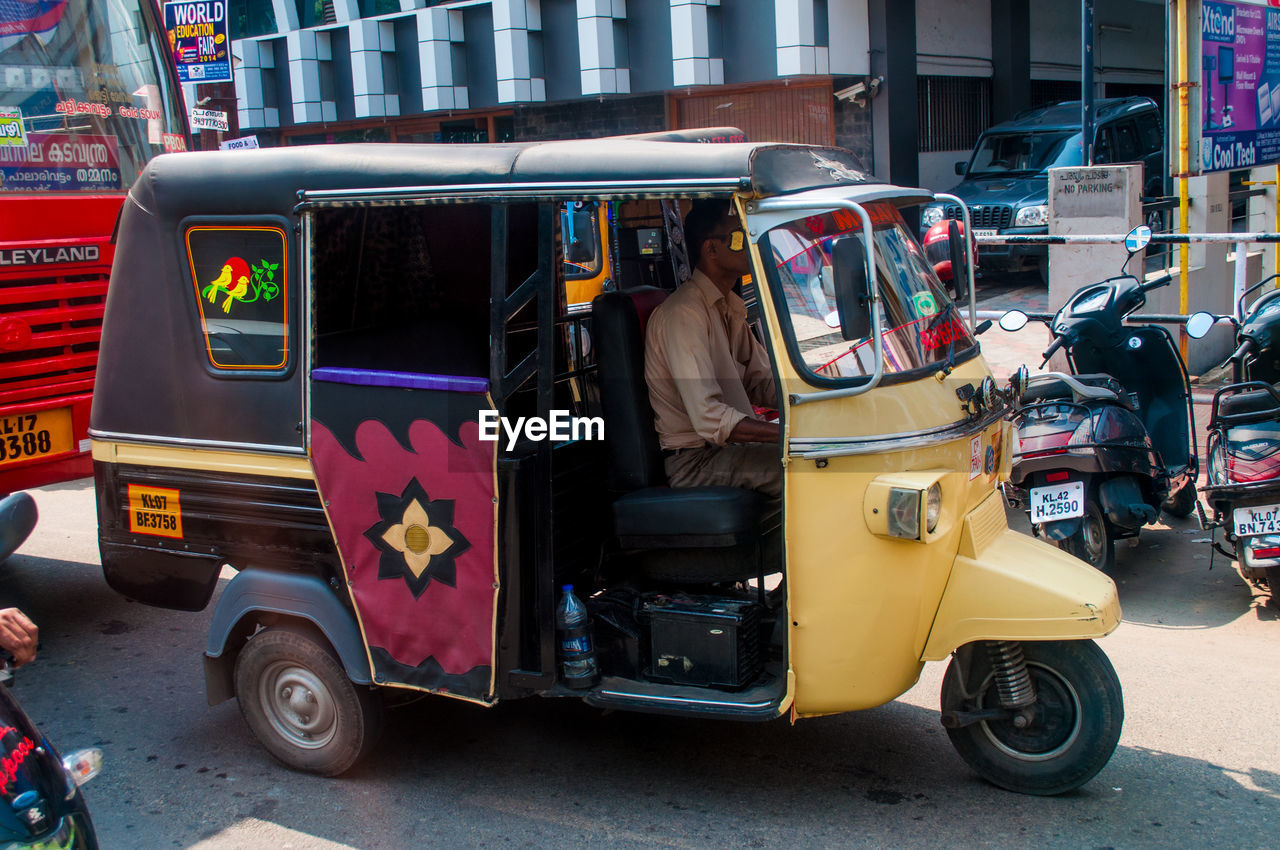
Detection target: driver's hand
<box><xmin>0</xmin><ymin>608</ymin><xmax>37</xmax><ymax>667</ymax></box>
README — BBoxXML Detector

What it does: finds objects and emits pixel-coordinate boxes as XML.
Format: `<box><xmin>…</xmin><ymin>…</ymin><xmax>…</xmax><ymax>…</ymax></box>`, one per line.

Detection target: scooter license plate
<box><xmin>1234</xmin><ymin>503</ymin><xmax>1280</xmax><ymax>536</ymax></box>
<box><xmin>1029</xmin><ymin>481</ymin><xmax>1085</xmax><ymax>523</ymax></box>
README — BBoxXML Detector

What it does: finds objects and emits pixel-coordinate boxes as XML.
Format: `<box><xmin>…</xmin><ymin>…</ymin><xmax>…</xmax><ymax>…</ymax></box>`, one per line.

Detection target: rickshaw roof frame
<box><xmin>129</xmin><ymin>136</ymin><xmax>881</xmax><ymax>221</ymax></box>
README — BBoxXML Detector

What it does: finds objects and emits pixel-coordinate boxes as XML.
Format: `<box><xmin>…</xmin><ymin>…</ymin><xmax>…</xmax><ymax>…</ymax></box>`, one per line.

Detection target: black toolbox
<box><xmin>641</xmin><ymin>595</ymin><xmax>762</xmax><ymax>690</ymax></box>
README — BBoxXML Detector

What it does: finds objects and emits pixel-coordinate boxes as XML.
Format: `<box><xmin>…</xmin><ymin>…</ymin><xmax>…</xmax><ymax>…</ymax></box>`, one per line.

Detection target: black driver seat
<box><xmin>592</xmin><ymin>288</ymin><xmax>776</xmax><ymax>582</ymax></box>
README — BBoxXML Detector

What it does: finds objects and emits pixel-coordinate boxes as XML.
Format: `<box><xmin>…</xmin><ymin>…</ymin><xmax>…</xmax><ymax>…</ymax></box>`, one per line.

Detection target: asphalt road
<box><xmin>2</xmin><ymin>477</ymin><xmax>1278</xmax><ymax>849</ymax></box>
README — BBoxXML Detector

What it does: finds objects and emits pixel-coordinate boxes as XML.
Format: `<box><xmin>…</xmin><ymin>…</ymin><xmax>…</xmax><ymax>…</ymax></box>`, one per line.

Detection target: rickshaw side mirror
<box><xmin>947</xmin><ymin>220</ymin><xmax>968</xmax><ymax>297</ymax></box>
<box><xmin>831</xmin><ymin>236</ymin><xmax>872</xmax><ymax>342</ymax></box>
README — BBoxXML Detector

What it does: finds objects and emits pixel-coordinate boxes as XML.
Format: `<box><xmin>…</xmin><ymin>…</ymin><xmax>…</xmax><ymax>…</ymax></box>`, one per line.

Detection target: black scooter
<box><xmin>1187</xmin><ymin>277</ymin><xmax>1280</xmax><ymax>601</ymax></box>
<box><xmin>0</xmin><ymin>654</ymin><xmax>102</xmax><ymax>848</ymax></box>
<box><xmin>999</xmin><ymin>226</ymin><xmax>1199</xmax><ymax>570</ymax></box>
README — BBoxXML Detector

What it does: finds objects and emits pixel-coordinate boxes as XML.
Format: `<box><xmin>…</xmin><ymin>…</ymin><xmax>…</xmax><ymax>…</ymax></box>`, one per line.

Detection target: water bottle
<box><xmin>556</xmin><ymin>584</ymin><xmax>598</xmax><ymax>688</ymax></box>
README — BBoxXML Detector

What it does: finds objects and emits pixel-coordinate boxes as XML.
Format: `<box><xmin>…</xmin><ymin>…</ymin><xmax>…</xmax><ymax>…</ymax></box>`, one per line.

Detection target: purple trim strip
<box><xmin>312</xmin><ymin>367</ymin><xmax>489</xmax><ymax>394</ymax></box>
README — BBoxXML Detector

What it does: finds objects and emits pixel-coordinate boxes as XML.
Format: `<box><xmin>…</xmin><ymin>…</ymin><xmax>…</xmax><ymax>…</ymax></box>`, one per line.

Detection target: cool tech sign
<box><xmin>1200</xmin><ymin>0</ymin><xmax>1280</xmax><ymax>173</ymax></box>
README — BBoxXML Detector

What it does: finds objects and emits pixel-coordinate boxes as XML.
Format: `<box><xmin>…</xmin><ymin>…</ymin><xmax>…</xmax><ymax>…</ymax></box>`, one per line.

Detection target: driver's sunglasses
<box><xmin>709</xmin><ymin>231</ymin><xmax>746</xmax><ymax>252</ymax></box>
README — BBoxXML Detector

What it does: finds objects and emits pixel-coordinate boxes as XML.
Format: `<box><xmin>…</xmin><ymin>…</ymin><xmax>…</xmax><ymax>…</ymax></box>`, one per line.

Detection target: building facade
<box><xmin>215</xmin><ymin>0</ymin><xmax>1165</xmax><ymax>191</ymax></box>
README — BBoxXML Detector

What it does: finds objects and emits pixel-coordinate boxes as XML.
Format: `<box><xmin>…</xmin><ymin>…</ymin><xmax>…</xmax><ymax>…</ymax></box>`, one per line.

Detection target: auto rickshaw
<box><xmin>90</xmin><ymin>129</ymin><xmax>1123</xmax><ymax>795</ymax></box>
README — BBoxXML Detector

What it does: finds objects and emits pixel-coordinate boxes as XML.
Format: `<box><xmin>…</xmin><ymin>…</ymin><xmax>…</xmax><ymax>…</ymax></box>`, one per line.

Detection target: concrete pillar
<box><xmin>1148</xmin><ymin>171</ymin><xmax>1234</xmax><ymax>373</ymax></box>
<box><xmin>350</xmin><ymin>19</ymin><xmax>399</xmax><ymax>118</ymax></box>
<box><xmin>416</xmin><ymin>7</ymin><xmax>467</xmax><ymax>111</ymax></box>
<box><xmin>493</xmin><ymin>0</ymin><xmax>546</xmax><ymax>103</ymax></box>
<box><xmin>670</xmin><ymin>0</ymin><xmax>723</xmax><ymax>87</ymax></box>
<box><xmin>578</xmin><ymin>0</ymin><xmax>629</xmax><ymax>95</ymax></box>
<box><xmin>775</xmin><ymin>0</ymin><xmax>829</xmax><ymax>77</ymax></box>
<box><xmin>286</xmin><ymin>29</ymin><xmax>335</xmax><ymax>124</ymax></box>
<box><xmin>1047</xmin><ymin>164</ymin><xmax>1141</xmax><ymax>313</ymax></box>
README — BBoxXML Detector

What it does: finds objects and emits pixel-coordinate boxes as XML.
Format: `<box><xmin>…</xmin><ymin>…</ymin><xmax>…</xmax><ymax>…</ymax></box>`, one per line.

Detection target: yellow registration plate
<box><xmin>0</xmin><ymin>408</ymin><xmax>74</xmax><ymax>466</ymax></box>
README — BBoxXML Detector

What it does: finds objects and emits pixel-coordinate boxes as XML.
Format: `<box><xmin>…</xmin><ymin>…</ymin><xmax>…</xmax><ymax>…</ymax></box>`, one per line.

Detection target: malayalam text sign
<box><xmin>190</xmin><ymin>107</ymin><xmax>227</xmax><ymax>131</ymax></box>
<box><xmin>163</xmin><ymin>1</ymin><xmax>231</xmax><ymax>84</ymax></box>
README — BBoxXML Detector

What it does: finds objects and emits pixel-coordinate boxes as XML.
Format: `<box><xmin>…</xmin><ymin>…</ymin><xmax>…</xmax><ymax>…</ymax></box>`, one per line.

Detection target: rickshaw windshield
<box><xmin>761</xmin><ymin>201</ymin><xmax>975</xmax><ymax>383</ymax></box>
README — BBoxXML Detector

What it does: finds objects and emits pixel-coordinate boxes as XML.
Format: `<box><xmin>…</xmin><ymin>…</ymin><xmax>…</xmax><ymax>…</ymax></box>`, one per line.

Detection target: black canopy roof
<box><xmin>129</xmin><ymin>130</ymin><xmax>881</xmax><ymax>218</ymax></box>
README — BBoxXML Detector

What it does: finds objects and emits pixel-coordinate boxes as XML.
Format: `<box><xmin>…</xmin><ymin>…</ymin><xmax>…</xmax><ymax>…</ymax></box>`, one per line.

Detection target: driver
<box><xmin>644</xmin><ymin>200</ymin><xmax>781</xmax><ymax>498</ymax></box>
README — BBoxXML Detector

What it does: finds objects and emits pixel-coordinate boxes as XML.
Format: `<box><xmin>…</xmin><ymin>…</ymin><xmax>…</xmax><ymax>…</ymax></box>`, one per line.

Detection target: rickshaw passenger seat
<box><xmin>592</xmin><ymin>290</ymin><xmax>773</xmax><ymax>574</ymax></box>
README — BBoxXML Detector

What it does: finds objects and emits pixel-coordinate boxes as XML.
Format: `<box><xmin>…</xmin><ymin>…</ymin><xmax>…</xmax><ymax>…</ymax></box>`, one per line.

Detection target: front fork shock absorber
<box><xmin>985</xmin><ymin>640</ymin><xmax>1037</xmax><ymax>711</ymax></box>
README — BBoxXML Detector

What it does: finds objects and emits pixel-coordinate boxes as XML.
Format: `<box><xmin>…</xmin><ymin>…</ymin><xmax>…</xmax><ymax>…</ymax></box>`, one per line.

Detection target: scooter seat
<box><xmin>1218</xmin><ymin>386</ymin><xmax>1280</xmax><ymax>420</ymax></box>
<box><xmin>1020</xmin><ymin>373</ymin><xmax>1133</xmax><ymax>410</ymax></box>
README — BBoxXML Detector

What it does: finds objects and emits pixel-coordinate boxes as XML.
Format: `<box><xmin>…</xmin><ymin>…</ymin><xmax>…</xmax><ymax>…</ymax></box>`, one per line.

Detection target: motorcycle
<box><xmin>1187</xmin><ymin>276</ymin><xmax>1280</xmax><ymax>601</ymax></box>
<box><xmin>0</xmin><ymin>653</ymin><xmax>102</xmax><ymax>848</ymax></box>
<box><xmin>999</xmin><ymin>225</ymin><xmax>1199</xmax><ymax>570</ymax></box>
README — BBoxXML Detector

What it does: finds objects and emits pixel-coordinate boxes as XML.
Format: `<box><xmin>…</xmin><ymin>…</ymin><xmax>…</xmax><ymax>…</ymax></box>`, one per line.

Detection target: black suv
<box><xmin>921</xmin><ymin>97</ymin><xmax>1163</xmax><ymax>283</ymax></box>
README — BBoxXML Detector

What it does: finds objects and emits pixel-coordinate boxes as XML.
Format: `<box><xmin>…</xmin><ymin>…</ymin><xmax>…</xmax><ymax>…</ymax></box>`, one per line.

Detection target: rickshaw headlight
<box><xmin>887</xmin><ymin>488</ymin><xmax>921</xmax><ymax>539</ymax></box>
<box><xmin>926</xmin><ymin>483</ymin><xmax>942</xmax><ymax>534</ymax></box>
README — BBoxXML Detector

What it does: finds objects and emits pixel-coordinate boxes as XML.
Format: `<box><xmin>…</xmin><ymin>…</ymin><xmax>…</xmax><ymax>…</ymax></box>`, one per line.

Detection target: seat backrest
<box><xmin>593</xmin><ymin>288</ymin><xmax>668</xmax><ymax>492</ymax></box>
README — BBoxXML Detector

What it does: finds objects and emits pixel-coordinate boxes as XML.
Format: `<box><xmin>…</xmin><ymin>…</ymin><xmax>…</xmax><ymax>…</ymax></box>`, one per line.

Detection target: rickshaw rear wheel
<box><xmin>941</xmin><ymin>639</ymin><xmax>1123</xmax><ymax>796</ymax></box>
<box><xmin>234</xmin><ymin>626</ymin><xmax>384</xmax><ymax>776</ymax></box>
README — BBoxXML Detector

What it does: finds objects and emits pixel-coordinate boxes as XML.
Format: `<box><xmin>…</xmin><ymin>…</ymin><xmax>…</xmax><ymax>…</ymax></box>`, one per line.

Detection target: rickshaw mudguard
<box><xmin>203</xmin><ymin>569</ymin><xmax>372</xmax><ymax>705</ymax></box>
<box><xmin>920</xmin><ymin>528</ymin><xmax>1122</xmax><ymax>661</ymax></box>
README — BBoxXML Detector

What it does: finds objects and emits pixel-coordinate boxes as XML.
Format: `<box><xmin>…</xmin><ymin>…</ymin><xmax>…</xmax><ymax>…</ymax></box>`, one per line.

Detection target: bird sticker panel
<box><xmin>185</xmin><ymin>225</ymin><xmax>289</xmax><ymax>370</ymax></box>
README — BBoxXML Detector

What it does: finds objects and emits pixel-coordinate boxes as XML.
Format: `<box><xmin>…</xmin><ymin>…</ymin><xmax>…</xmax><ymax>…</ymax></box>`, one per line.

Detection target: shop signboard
<box><xmin>0</xmin><ymin>133</ymin><xmax>121</xmax><ymax>192</ymax></box>
<box><xmin>1199</xmin><ymin>0</ymin><xmax>1280</xmax><ymax>172</ymax></box>
<box><xmin>163</xmin><ymin>1</ymin><xmax>231</xmax><ymax>84</ymax></box>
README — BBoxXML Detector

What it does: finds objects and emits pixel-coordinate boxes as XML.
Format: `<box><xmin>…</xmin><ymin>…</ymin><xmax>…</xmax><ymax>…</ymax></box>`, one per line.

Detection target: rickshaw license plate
<box><xmin>973</xmin><ymin>228</ymin><xmax>998</xmax><ymax>239</ymax></box>
<box><xmin>1234</xmin><ymin>504</ymin><xmax>1280</xmax><ymax>536</ymax></box>
<box><xmin>1029</xmin><ymin>481</ymin><xmax>1084</xmax><ymax>523</ymax></box>
<box><xmin>0</xmin><ymin>408</ymin><xmax>73</xmax><ymax>466</ymax></box>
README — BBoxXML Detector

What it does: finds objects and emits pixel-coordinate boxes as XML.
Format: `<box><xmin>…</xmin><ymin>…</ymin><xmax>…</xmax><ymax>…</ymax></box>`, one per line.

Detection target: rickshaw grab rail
<box><xmin>747</xmin><ymin>197</ymin><xmax>883</xmax><ymax>406</ymax></box>
<box><xmin>294</xmin><ymin>177</ymin><xmax>753</xmax><ymax>209</ymax></box>
<box><xmin>788</xmin><ymin>405</ymin><xmax>1008</xmax><ymax>459</ymax></box>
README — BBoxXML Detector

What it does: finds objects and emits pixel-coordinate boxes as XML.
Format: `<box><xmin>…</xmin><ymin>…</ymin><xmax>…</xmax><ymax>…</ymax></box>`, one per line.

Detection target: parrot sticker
<box><xmin>185</xmin><ymin>225</ymin><xmax>288</xmax><ymax>370</ymax></box>
<box><xmin>202</xmin><ymin>255</ymin><xmax>280</xmax><ymax>313</ymax></box>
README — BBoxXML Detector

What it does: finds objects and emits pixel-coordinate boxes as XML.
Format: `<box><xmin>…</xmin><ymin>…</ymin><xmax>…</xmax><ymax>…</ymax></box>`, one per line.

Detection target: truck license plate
<box><xmin>1234</xmin><ymin>503</ymin><xmax>1280</xmax><ymax>537</ymax></box>
<box><xmin>0</xmin><ymin>408</ymin><xmax>74</xmax><ymax>466</ymax></box>
<box><xmin>1030</xmin><ymin>481</ymin><xmax>1084</xmax><ymax>523</ymax></box>
<box><xmin>973</xmin><ymin>228</ymin><xmax>998</xmax><ymax>239</ymax></box>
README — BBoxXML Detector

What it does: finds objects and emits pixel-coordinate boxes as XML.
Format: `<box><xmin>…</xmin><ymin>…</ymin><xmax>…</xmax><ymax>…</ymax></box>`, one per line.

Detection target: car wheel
<box><xmin>234</xmin><ymin>626</ymin><xmax>384</xmax><ymax>776</ymax></box>
<box><xmin>941</xmin><ymin>640</ymin><xmax>1124</xmax><ymax>796</ymax></box>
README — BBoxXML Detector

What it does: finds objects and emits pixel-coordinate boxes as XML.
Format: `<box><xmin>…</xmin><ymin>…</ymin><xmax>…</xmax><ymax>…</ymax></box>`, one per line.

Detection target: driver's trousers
<box><xmin>663</xmin><ymin>443</ymin><xmax>782</xmax><ymax>499</ymax></box>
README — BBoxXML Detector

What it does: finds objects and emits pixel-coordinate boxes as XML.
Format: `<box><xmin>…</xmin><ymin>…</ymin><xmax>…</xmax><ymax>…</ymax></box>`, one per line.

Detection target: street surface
<box><xmin>2</xmin><ymin>306</ymin><xmax>1278</xmax><ymax>848</ymax></box>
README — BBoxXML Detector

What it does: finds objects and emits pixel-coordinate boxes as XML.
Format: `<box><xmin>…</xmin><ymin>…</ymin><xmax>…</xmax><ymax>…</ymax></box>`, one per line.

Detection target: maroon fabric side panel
<box><xmin>311</xmin><ymin>417</ymin><xmax>496</xmax><ymax>697</ymax></box>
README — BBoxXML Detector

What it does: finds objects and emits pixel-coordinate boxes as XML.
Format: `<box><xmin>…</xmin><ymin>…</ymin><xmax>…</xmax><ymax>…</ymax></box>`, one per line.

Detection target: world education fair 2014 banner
<box><xmin>1201</xmin><ymin>0</ymin><xmax>1280</xmax><ymax>173</ymax></box>
<box><xmin>163</xmin><ymin>0</ymin><xmax>231</xmax><ymax>84</ymax></box>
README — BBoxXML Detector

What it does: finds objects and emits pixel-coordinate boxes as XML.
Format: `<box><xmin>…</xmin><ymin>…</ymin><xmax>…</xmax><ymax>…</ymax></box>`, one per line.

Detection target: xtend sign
<box><xmin>1204</xmin><ymin>2</ymin><xmax>1235</xmax><ymax>41</ymax></box>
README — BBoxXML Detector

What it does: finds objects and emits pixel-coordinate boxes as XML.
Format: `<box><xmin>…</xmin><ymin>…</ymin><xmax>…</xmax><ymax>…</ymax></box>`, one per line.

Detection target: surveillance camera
<box><xmin>835</xmin><ymin>82</ymin><xmax>867</xmax><ymax>102</ymax></box>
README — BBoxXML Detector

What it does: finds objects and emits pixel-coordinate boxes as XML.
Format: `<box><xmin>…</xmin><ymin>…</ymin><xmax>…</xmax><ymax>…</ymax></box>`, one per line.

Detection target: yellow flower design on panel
<box><xmin>364</xmin><ymin>479</ymin><xmax>469</xmax><ymax>598</ymax></box>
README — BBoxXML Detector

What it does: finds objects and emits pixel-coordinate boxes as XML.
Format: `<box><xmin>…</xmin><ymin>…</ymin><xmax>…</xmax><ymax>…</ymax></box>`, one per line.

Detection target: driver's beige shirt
<box><xmin>644</xmin><ymin>270</ymin><xmax>777</xmax><ymax>450</ymax></box>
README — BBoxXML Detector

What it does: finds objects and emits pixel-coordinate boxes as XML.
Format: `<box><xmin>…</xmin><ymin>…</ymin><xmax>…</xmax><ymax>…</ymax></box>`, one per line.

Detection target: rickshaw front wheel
<box><xmin>941</xmin><ymin>639</ymin><xmax>1123</xmax><ymax>796</ymax></box>
<box><xmin>234</xmin><ymin>626</ymin><xmax>385</xmax><ymax>776</ymax></box>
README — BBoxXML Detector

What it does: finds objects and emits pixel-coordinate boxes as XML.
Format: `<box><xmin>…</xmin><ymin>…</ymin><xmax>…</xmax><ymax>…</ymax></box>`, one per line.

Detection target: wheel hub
<box><xmin>260</xmin><ymin>661</ymin><xmax>338</xmax><ymax>750</ymax></box>
<box><xmin>979</xmin><ymin>663</ymin><xmax>1082</xmax><ymax>762</ymax></box>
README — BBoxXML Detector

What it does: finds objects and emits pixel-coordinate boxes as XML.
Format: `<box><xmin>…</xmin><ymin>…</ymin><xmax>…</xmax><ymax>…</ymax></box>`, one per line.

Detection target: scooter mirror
<box><xmin>999</xmin><ymin>310</ymin><xmax>1029</xmax><ymax>332</ymax></box>
<box><xmin>1186</xmin><ymin>311</ymin><xmax>1217</xmax><ymax>339</ymax></box>
<box><xmin>1125</xmin><ymin>225</ymin><xmax>1152</xmax><ymax>254</ymax></box>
